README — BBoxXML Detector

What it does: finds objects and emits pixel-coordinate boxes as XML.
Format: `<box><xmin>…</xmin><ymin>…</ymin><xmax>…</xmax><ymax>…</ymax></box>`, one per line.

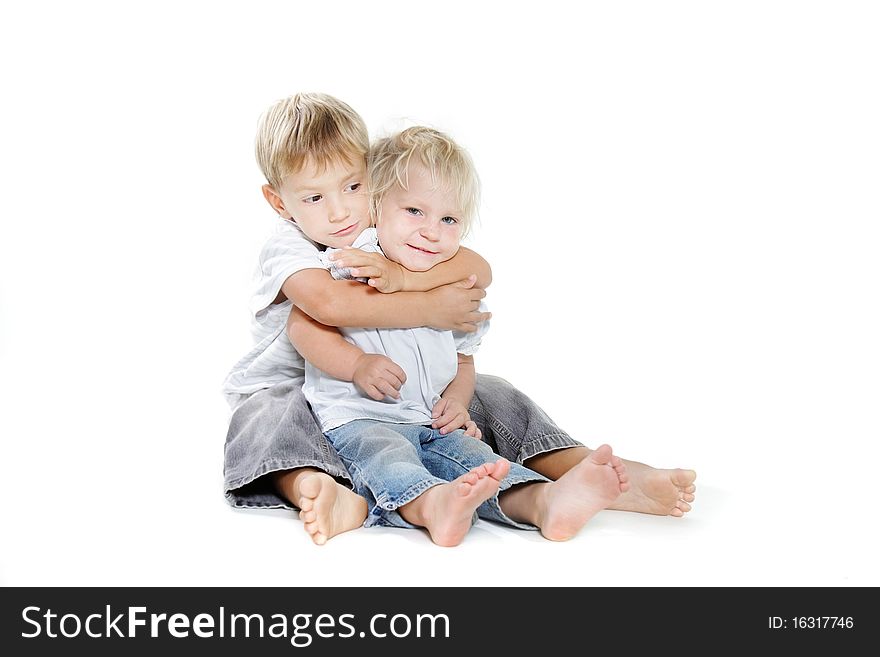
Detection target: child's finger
<box><xmin>452</xmin><ymin>275</ymin><xmax>477</xmax><ymax>289</ymax></box>
<box><xmin>349</xmin><ymin>266</ymin><xmax>382</xmax><ymax>279</ymax></box>
<box><xmin>367</xmin><ymin>277</ymin><xmax>390</xmax><ymax>292</ymax></box>
<box><xmin>431</xmin><ymin>400</ymin><xmax>449</xmax><ymax>425</ymax></box>
<box><xmin>327</xmin><ymin>248</ymin><xmax>350</xmax><ymax>262</ymax></box>
<box><xmin>365</xmin><ymin>384</ymin><xmax>385</xmax><ymax>401</ymax></box>
<box><xmin>464</xmin><ymin>422</ymin><xmax>482</xmax><ymax>440</ymax></box>
<box><xmin>332</xmin><ymin>251</ymin><xmax>377</xmax><ymax>267</ymax></box>
<box><xmin>384</xmin><ymin>362</ymin><xmax>407</xmax><ymax>386</ymax></box>
<box><xmin>438</xmin><ymin>408</ymin><xmax>464</xmax><ymax>433</ymax></box>
<box><xmin>375</xmin><ymin>379</ymin><xmax>400</xmax><ymax>399</ymax></box>
<box><xmin>439</xmin><ymin>413</ymin><xmax>465</xmax><ymax>434</ymax></box>
<box><xmin>380</xmin><ymin>369</ymin><xmax>403</xmax><ymax>390</ymax></box>
<box><xmin>456</xmin><ymin>311</ymin><xmax>492</xmax><ymax>332</ymax></box>
<box><xmin>381</xmin><ymin>368</ymin><xmax>404</xmax><ymax>391</ymax></box>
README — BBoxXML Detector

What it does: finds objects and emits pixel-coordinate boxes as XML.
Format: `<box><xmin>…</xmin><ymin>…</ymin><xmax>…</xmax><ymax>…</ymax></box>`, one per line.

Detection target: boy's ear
<box><xmin>262</xmin><ymin>184</ymin><xmax>292</xmax><ymax>220</ymax></box>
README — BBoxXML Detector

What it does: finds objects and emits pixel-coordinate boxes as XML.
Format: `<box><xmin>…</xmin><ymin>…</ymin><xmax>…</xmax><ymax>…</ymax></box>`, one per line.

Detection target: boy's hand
<box><xmin>331</xmin><ymin>249</ymin><xmax>407</xmax><ymax>293</ymax></box>
<box><xmin>431</xmin><ymin>398</ymin><xmax>481</xmax><ymax>438</ymax></box>
<box><xmin>352</xmin><ymin>354</ymin><xmax>407</xmax><ymax>401</ymax></box>
<box><xmin>427</xmin><ymin>276</ymin><xmax>491</xmax><ymax>332</ymax></box>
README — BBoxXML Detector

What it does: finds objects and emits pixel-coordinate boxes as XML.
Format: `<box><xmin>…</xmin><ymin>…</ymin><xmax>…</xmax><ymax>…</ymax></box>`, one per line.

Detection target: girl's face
<box><xmin>375</xmin><ymin>162</ymin><xmax>464</xmax><ymax>271</ymax></box>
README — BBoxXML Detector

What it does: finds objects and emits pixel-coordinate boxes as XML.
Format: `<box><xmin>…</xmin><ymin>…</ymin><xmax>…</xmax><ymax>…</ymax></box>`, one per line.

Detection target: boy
<box><xmin>291</xmin><ymin>126</ymin><xmax>629</xmax><ymax>546</ymax></box>
<box><xmin>223</xmin><ymin>93</ymin><xmax>696</xmax><ymax>544</ymax></box>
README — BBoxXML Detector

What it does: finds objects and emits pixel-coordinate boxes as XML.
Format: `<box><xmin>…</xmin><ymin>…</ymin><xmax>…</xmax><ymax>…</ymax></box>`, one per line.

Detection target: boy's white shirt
<box><xmin>303</xmin><ymin>228</ymin><xmax>489</xmax><ymax>433</ymax></box>
<box><xmin>221</xmin><ymin>219</ymin><xmax>320</xmax><ymax>410</ymax></box>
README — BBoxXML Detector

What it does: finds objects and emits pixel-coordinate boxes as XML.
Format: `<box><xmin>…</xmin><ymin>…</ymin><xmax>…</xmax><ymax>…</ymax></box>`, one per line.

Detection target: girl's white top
<box><xmin>303</xmin><ymin>228</ymin><xmax>489</xmax><ymax>432</ymax></box>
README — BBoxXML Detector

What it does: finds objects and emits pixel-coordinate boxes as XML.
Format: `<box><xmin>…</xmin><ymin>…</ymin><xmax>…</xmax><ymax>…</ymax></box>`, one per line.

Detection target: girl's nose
<box><xmin>420</xmin><ymin>220</ymin><xmax>440</xmax><ymax>240</ymax></box>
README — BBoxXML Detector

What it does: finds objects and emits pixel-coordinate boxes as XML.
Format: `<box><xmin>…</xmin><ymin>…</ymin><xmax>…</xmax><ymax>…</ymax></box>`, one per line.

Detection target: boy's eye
<box><xmin>346</xmin><ymin>183</ymin><xmax>362</xmax><ymax>193</ymax></box>
<box><xmin>441</xmin><ymin>216</ymin><xmax>458</xmax><ymax>225</ymax></box>
<box><xmin>304</xmin><ymin>195</ymin><xmax>322</xmax><ymax>204</ymax></box>
<box><xmin>406</xmin><ymin>207</ymin><xmax>423</xmax><ymax>216</ymax></box>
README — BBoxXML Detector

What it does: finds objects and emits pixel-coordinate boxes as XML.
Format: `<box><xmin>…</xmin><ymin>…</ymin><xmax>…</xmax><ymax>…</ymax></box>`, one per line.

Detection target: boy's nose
<box><xmin>328</xmin><ymin>200</ymin><xmax>351</xmax><ymax>222</ymax></box>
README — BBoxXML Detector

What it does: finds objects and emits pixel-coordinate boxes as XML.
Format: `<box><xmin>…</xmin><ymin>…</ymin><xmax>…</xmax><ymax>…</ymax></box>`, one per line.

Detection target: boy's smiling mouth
<box><xmin>331</xmin><ymin>222</ymin><xmax>360</xmax><ymax>236</ymax></box>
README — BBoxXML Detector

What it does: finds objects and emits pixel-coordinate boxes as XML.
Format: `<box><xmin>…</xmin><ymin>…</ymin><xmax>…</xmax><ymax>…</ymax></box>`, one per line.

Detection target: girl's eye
<box><xmin>406</xmin><ymin>208</ymin><xmax>423</xmax><ymax>216</ymax></box>
<box><xmin>441</xmin><ymin>216</ymin><xmax>458</xmax><ymax>225</ymax></box>
<box><xmin>346</xmin><ymin>183</ymin><xmax>362</xmax><ymax>193</ymax></box>
<box><xmin>304</xmin><ymin>195</ymin><xmax>322</xmax><ymax>204</ymax></box>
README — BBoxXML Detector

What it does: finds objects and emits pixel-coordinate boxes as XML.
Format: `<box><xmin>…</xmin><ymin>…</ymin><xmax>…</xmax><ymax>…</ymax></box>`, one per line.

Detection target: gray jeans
<box><xmin>223</xmin><ymin>374</ymin><xmax>581</xmax><ymax>509</ymax></box>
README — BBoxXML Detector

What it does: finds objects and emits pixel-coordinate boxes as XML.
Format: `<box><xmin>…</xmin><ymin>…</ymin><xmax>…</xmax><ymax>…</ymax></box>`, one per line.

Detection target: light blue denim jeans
<box><xmin>224</xmin><ymin>375</ymin><xmax>581</xmax><ymax>509</ymax></box>
<box><xmin>325</xmin><ymin>420</ymin><xmax>548</xmax><ymax>530</ymax></box>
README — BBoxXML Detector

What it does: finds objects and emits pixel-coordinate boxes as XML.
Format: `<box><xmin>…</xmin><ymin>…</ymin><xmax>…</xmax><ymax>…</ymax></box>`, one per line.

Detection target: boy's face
<box><xmin>264</xmin><ymin>156</ymin><xmax>369</xmax><ymax>249</ymax></box>
<box><xmin>375</xmin><ymin>162</ymin><xmax>464</xmax><ymax>271</ymax></box>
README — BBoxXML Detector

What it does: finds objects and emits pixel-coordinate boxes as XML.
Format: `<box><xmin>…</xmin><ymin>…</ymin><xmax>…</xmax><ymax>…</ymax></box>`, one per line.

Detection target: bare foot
<box><xmin>298</xmin><ymin>473</ymin><xmax>368</xmax><ymax>545</ymax></box>
<box><xmin>608</xmin><ymin>460</ymin><xmax>696</xmax><ymax>517</ymax></box>
<box><xmin>401</xmin><ymin>460</ymin><xmax>510</xmax><ymax>547</ymax></box>
<box><xmin>537</xmin><ymin>444</ymin><xmax>628</xmax><ymax>541</ymax></box>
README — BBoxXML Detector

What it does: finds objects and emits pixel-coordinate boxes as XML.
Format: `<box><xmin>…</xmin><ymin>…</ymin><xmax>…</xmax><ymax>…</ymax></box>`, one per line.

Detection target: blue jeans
<box><xmin>224</xmin><ymin>375</ymin><xmax>581</xmax><ymax>509</ymax></box>
<box><xmin>325</xmin><ymin>420</ymin><xmax>547</xmax><ymax>530</ymax></box>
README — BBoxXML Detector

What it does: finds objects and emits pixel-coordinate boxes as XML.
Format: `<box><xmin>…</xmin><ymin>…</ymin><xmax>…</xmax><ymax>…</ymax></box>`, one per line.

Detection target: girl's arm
<box><xmin>288</xmin><ymin>308</ymin><xmax>407</xmax><ymax>401</ymax></box>
<box><xmin>328</xmin><ymin>246</ymin><xmax>491</xmax><ymax>293</ymax></box>
<box><xmin>279</xmin><ymin>269</ymin><xmax>490</xmax><ymax>331</ymax></box>
<box><xmin>430</xmin><ymin>354</ymin><xmax>478</xmax><ymax>435</ymax></box>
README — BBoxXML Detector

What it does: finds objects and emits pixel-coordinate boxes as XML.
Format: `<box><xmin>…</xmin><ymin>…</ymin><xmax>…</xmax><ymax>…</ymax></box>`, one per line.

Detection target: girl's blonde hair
<box><xmin>368</xmin><ymin>126</ymin><xmax>480</xmax><ymax>236</ymax></box>
<box><xmin>255</xmin><ymin>93</ymin><xmax>369</xmax><ymax>190</ymax></box>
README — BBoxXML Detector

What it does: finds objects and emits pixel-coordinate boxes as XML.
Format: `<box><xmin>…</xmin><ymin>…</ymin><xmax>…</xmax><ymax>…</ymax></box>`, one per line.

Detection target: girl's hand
<box><xmin>431</xmin><ymin>398</ymin><xmax>480</xmax><ymax>438</ymax></box>
<box><xmin>462</xmin><ymin>420</ymin><xmax>482</xmax><ymax>440</ymax></box>
<box><xmin>352</xmin><ymin>354</ymin><xmax>407</xmax><ymax>400</ymax></box>
<box><xmin>331</xmin><ymin>249</ymin><xmax>407</xmax><ymax>293</ymax></box>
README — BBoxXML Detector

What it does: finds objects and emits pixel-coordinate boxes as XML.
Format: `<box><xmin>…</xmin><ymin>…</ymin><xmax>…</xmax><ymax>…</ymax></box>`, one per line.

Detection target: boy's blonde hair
<box><xmin>255</xmin><ymin>93</ymin><xmax>369</xmax><ymax>190</ymax></box>
<box><xmin>369</xmin><ymin>126</ymin><xmax>480</xmax><ymax>236</ymax></box>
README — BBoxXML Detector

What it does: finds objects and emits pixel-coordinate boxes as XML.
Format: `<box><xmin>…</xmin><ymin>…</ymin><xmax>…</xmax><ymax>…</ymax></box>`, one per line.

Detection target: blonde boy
<box><xmin>224</xmin><ymin>93</ymin><xmax>493</xmax><ymax>537</ymax></box>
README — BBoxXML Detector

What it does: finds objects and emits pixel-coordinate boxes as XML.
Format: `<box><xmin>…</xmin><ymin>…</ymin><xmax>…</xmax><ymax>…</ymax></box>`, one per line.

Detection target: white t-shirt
<box><xmin>221</xmin><ymin>220</ymin><xmax>323</xmax><ymax>409</ymax></box>
<box><xmin>303</xmin><ymin>228</ymin><xmax>490</xmax><ymax>432</ymax></box>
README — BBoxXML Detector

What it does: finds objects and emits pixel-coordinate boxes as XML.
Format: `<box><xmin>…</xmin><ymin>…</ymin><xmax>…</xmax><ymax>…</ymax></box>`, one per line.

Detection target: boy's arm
<box><xmin>328</xmin><ymin>246</ymin><xmax>492</xmax><ymax>293</ymax></box>
<box><xmin>431</xmin><ymin>354</ymin><xmax>480</xmax><ymax>437</ymax></box>
<box><xmin>288</xmin><ymin>308</ymin><xmax>407</xmax><ymax>401</ymax></box>
<box><xmin>279</xmin><ymin>268</ymin><xmax>490</xmax><ymax>332</ymax></box>
<box><xmin>418</xmin><ymin>247</ymin><xmax>491</xmax><ymax>291</ymax></box>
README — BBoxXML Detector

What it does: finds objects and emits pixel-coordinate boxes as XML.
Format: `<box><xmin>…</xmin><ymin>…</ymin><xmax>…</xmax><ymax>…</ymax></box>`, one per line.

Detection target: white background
<box><xmin>1</xmin><ymin>1</ymin><xmax>878</xmax><ymax>587</ymax></box>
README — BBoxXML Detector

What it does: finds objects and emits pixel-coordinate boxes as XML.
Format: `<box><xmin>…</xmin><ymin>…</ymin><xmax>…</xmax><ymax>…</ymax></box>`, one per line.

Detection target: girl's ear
<box><xmin>262</xmin><ymin>184</ymin><xmax>292</xmax><ymax>220</ymax></box>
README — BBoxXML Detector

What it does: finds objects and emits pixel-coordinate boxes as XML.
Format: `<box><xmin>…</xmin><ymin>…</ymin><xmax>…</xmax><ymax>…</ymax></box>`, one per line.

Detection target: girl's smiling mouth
<box><xmin>406</xmin><ymin>243</ymin><xmax>439</xmax><ymax>255</ymax></box>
